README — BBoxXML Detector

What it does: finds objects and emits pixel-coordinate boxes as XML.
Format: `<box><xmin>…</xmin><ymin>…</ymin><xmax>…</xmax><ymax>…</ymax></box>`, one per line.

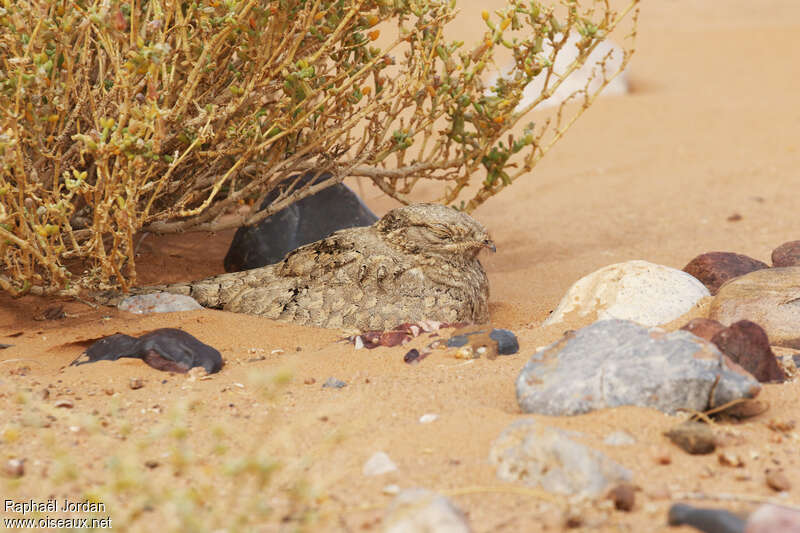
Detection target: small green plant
<box><xmin>0</xmin><ymin>0</ymin><xmax>638</xmax><ymax>294</ymax></box>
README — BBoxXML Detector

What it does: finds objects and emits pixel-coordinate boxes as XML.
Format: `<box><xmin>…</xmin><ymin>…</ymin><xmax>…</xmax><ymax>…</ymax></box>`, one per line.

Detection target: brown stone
<box><xmin>664</xmin><ymin>421</ymin><xmax>716</xmax><ymax>455</ymax></box>
<box><xmin>709</xmin><ymin>267</ymin><xmax>800</xmax><ymax>349</ymax></box>
<box><xmin>711</xmin><ymin>320</ymin><xmax>786</xmax><ymax>383</ymax></box>
<box><xmin>772</xmin><ymin>240</ymin><xmax>800</xmax><ymax>267</ymax></box>
<box><xmin>607</xmin><ymin>483</ymin><xmax>636</xmax><ymax>511</ymax></box>
<box><xmin>683</xmin><ymin>252</ymin><xmax>769</xmax><ymax>295</ymax></box>
<box><xmin>765</xmin><ymin>469</ymin><xmax>792</xmax><ymax>492</ymax></box>
<box><xmin>681</xmin><ymin>318</ymin><xmax>725</xmax><ymax>342</ymax></box>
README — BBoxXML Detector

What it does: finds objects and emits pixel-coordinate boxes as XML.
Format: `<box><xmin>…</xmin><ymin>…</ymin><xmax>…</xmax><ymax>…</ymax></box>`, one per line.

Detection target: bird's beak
<box><xmin>482</xmin><ymin>238</ymin><xmax>496</xmax><ymax>253</ymax></box>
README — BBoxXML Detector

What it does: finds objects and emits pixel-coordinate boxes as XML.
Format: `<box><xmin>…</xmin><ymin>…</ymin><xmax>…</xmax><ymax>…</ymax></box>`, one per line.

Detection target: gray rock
<box><xmin>516</xmin><ymin>319</ymin><xmax>760</xmax><ymax>416</ymax></box>
<box><xmin>224</xmin><ymin>172</ymin><xmax>378</xmax><ymax>272</ymax></box>
<box><xmin>118</xmin><ymin>293</ymin><xmax>202</xmax><ymax>314</ymax></box>
<box><xmin>709</xmin><ymin>267</ymin><xmax>800</xmax><ymax>349</ymax></box>
<box><xmin>322</xmin><ymin>377</ymin><xmax>347</xmax><ymax>389</ymax></box>
<box><xmin>489</xmin><ymin>419</ymin><xmax>631</xmax><ymax>497</ymax></box>
<box><xmin>489</xmin><ymin>329</ymin><xmax>519</xmax><ymax>355</ymax></box>
<box><xmin>543</xmin><ymin>260</ymin><xmax>710</xmax><ymax>328</ymax></box>
<box><xmin>363</xmin><ymin>451</ymin><xmax>398</xmax><ymax>476</ymax></box>
<box><xmin>384</xmin><ymin>488</ymin><xmax>471</xmax><ymax>533</ymax></box>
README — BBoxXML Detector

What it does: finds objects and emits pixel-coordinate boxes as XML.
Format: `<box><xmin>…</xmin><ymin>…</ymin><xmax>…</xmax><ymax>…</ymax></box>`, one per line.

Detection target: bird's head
<box><xmin>376</xmin><ymin>203</ymin><xmax>495</xmax><ymax>260</ymax></box>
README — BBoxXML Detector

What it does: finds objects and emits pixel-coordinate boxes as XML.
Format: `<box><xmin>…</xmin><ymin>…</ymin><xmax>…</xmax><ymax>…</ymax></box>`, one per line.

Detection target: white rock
<box><xmin>118</xmin><ymin>292</ymin><xmax>202</xmax><ymax>314</ymax></box>
<box><xmin>604</xmin><ymin>430</ymin><xmax>636</xmax><ymax>446</ymax></box>
<box><xmin>486</xmin><ymin>33</ymin><xmax>629</xmax><ymax>112</ymax></box>
<box><xmin>543</xmin><ymin>260</ymin><xmax>710</xmax><ymax>327</ymax></box>
<box><xmin>419</xmin><ymin>414</ymin><xmax>439</xmax><ymax>424</ymax></box>
<box><xmin>384</xmin><ymin>489</ymin><xmax>471</xmax><ymax>533</ymax></box>
<box><xmin>363</xmin><ymin>451</ymin><xmax>398</xmax><ymax>476</ymax></box>
<box><xmin>490</xmin><ymin>419</ymin><xmax>632</xmax><ymax>497</ymax></box>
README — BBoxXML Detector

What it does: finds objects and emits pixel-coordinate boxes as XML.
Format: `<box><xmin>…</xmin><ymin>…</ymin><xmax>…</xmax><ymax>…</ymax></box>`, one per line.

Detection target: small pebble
<box><xmin>2</xmin><ymin>459</ymin><xmax>24</xmax><ymax>478</ymax></box>
<box><xmin>419</xmin><ymin>414</ymin><xmax>439</xmax><ymax>424</ymax></box>
<box><xmin>322</xmin><ymin>377</ymin><xmax>347</xmax><ymax>389</ymax></box>
<box><xmin>772</xmin><ymin>240</ymin><xmax>800</xmax><ymax>267</ymax></box>
<box><xmin>39</xmin><ymin>388</ymin><xmax>50</xmax><ymax>400</ymax></box>
<box><xmin>104</xmin><ymin>388</ymin><xmax>115</xmax><ymax>396</ymax></box>
<box><xmin>455</xmin><ymin>346</ymin><xmax>476</xmax><ymax>359</ymax></box>
<box><xmin>664</xmin><ymin>421</ymin><xmax>716</xmax><ymax>455</ymax></box>
<box><xmin>144</xmin><ymin>460</ymin><xmax>160</xmax><ymax>469</ymax></box>
<box><xmin>54</xmin><ymin>399</ymin><xmax>74</xmax><ymax>408</ymax></box>
<box><xmin>363</xmin><ymin>451</ymin><xmax>397</xmax><ymax>476</ymax></box>
<box><xmin>607</xmin><ymin>482</ymin><xmax>635</xmax><ymax>511</ymax></box>
<box><xmin>717</xmin><ymin>451</ymin><xmax>744</xmax><ymax>467</ymax></box>
<box><xmin>382</xmin><ymin>484</ymin><xmax>401</xmax><ymax>495</ymax></box>
<box><xmin>129</xmin><ymin>378</ymin><xmax>144</xmax><ymax>390</ymax></box>
<box><xmin>765</xmin><ymin>469</ymin><xmax>791</xmax><ymax>492</ymax></box>
<box><xmin>118</xmin><ymin>292</ymin><xmax>202</xmax><ymax>314</ymax></box>
<box><xmin>489</xmin><ymin>328</ymin><xmax>519</xmax><ymax>355</ymax></box>
<box><xmin>668</xmin><ymin>503</ymin><xmax>745</xmax><ymax>532</ymax></box>
<box><xmin>304</xmin><ymin>377</ymin><xmax>316</xmax><ymax>385</ymax></box>
<box><xmin>604</xmin><ymin>430</ymin><xmax>636</xmax><ymax>446</ymax></box>
<box><xmin>403</xmin><ymin>349</ymin><xmax>420</xmax><ymax>364</ymax></box>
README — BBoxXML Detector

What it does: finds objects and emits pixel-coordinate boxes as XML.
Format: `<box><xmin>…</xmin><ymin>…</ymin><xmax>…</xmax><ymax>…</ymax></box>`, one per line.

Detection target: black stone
<box><xmin>73</xmin><ymin>328</ymin><xmax>223</xmax><ymax>374</ymax></box>
<box><xmin>446</xmin><ymin>335</ymin><xmax>470</xmax><ymax>348</ymax></box>
<box><xmin>224</xmin><ymin>172</ymin><xmax>378</xmax><ymax>272</ymax></box>
<box><xmin>403</xmin><ymin>349</ymin><xmax>421</xmax><ymax>364</ymax></box>
<box><xmin>490</xmin><ymin>329</ymin><xmax>519</xmax><ymax>355</ymax></box>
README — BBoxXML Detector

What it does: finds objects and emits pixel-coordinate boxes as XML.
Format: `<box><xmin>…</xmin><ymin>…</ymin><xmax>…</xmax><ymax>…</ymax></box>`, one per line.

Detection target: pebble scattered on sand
<box><xmin>363</xmin><ymin>451</ymin><xmax>397</xmax><ymax>476</ymax></box>
<box><xmin>516</xmin><ymin>319</ymin><xmax>760</xmax><ymax>416</ymax></box>
<box><xmin>74</xmin><ymin>328</ymin><xmax>224</xmax><ymax>374</ymax></box>
<box><xmin>746</xmin><ymin>504</ymin><xmax>800</xmax><ymax>533</ymax></box>
<box><xmin>2</xmin><ymin>459</ymin><xmax>25</xmax><ymax>478</ymax></box>
<box><xmin>383</xmin><ymin>488</ymin><xmax>471</xmax><ymax>533</ymax></box>
<box><xmin>683</xmin><ymin>251</ymin><xmax>769</xmax><ymax>295</ymax></box>
<box><xmin>664</xmin><ymin>421</ymin><xmax>716</xmax><ymax>455</ymax></box>
<box><xmin>544</xmin><ymin>260</ymin><xmax>710</xmax><ymax>328</ymax></box>
<box><xmin>604</xmin><ymin>430</ymin><xmax>637</xmax><ymax>446</ymax></box>
<box><xmin>607</xmin><ymin>482</ymin><xmax>636</xmax><ymax>511</ymax></box>
<box><xmin>667</xmin><ymin>503</ymin><xmax>744</xmax><ymax>533</ymax></box>
<box><xmin>489</xmin><ymin>419</ymin><xmax>631</xmax><ymax>497</ymax></box>
<box><xmin>129</xmin><ymin>378</ymin><xmax>144</xmax><ymax>390</ymax></box>
<box><xmin>419</xmin><ymin>414</ymin><xmax>439</xmax><ymax>424</ymax></box>
<box><xmin>771</xmin><ymin>240</ymin><xmax>800</xmax><ymax>267</ymax></box>
<box><xmin>710</xmin><ymin>266</ymin><xmax>800</xmax><ymax>349</ymax></box>
<box><xmin>54</xmin><ymin>399</ymin><xmax>74</xmax><ymax>408</ymax></box>
<box><xmin>118</xmin><ymin>292</ymin><xmax>202</xmax><ymax>314</ymax></box>
<box><xmin>446</xmin><ymin>327</ymin><xmax>519</xmax><ymax>358</ymax></box>
<box><xmin>322</xmin><ymin>377</ymin><xmax>346</xmax><ymax>389</ymax></box>
<box><xmin>710</xmin><ymin>320</ymin><xmax>786</xmax><ymax>382</ymax></box>
<box><xmin>765</xmin><ymin>469</ymin><xmax>791</xmax><ymax>492</ymax></box>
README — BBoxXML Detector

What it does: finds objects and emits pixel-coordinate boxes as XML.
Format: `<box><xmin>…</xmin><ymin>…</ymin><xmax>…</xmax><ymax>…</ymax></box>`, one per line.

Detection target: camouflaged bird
<box><xmin>115</xmin><ymin>203</ymin><xmax>495</xmax><ymax>330</ymax></box>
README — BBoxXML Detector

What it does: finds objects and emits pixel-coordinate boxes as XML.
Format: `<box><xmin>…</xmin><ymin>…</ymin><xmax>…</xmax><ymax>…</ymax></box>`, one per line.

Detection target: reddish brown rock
<box><xmin>681</xmin><ymin>318</ymin><xmax>726</xmax><ymax>342</ymax></box>
<box><xmin>772</xmin><ymin>240</ymin><xmax>800</xmax><ymax>267</ymax></box>
<box><xmin>711</xmin><ymin>320</ymin><xmax>786</xmax><ymax>383</ymax></box>
<box><xmin>683</xmin><ymin>252</ymin><xmax>769</xmax><ymax>295</ymax></box>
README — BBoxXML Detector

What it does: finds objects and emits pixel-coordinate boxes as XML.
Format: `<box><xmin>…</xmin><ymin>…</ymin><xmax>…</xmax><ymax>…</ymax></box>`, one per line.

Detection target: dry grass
<box><xmin>0</xmin><ymin>0</ymin><xmax>638</xmax><ymax>294</ymax></box>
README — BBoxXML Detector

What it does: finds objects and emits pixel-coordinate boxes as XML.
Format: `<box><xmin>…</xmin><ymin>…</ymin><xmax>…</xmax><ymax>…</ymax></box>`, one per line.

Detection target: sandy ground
<box><xmin>2</xmin><ymin>1</ymin><xmax>800</xmax><ymax>531</ymax></box>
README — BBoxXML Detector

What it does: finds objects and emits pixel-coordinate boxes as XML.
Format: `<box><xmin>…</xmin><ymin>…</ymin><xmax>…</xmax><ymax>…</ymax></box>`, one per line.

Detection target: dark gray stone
<box><xmin>489</xmin><ymin>329</ymin><xmax>519</xmax><ymax>355</ymax></box>
<box><xmin>224</xmin><ymin>172</ymin><xmax>378</xmax><ymax>272</ymax></box>
<box><xmin>72</xmin><ymin>328</ymin><xmax>223</xmax><ymax>374</ymax></box>
<box><xmin>516</xmin><ymin>319</ymin><xmax>760</xmax><ymax>416</ymax></box>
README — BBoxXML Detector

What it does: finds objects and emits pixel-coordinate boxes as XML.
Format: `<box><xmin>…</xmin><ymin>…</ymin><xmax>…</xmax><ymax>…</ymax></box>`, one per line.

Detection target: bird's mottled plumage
<box><xmin>122</xmin><ymin>203</ymin><xmax>494</xmax><ymax>330</ymax></box>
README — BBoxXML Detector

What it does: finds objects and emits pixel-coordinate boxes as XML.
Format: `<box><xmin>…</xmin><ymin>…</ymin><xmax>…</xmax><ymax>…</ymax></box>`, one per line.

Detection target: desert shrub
<box><xmin>0</xmin><ymin>0</ymin><xmax>638</xmax><ymax>294</ymax></box>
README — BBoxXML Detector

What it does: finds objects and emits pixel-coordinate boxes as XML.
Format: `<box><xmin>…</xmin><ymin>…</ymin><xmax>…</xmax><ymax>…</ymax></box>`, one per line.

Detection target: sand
<box><xmin>2</xmin><ymin>1</ymin><xmax>799</xmax><ymax>531</ymax></box>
